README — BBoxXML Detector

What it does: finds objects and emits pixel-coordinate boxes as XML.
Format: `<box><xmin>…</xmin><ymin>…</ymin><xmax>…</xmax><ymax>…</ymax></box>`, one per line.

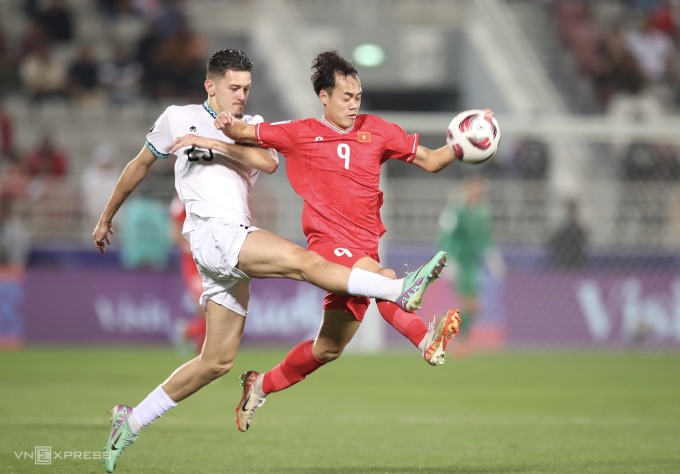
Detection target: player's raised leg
<box><xmin>236</xmin><ymin>229</ymin><xmax>445</xmax><ymax>312</ymax></box>
<box><xmin>375</xmin><ymin>300</ymin><xmax>460</xmax><ymax>365</ymax></box>
<box><xmin>370</xmin><ymin>252</ymin><xmax>458</xmax><ymax>365</ymax></box>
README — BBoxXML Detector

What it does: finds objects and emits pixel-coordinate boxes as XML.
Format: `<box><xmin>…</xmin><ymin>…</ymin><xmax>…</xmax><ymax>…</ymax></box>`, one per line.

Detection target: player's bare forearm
<box><xmin>213</xmin><ymin>111</ymin><xmax>258</xmax><ymax>144</ymax></box>
<box><xmin>93</xmin><ymin>146</ymin><xmax>156</xmax><ymax>253</ymax></box>
<box><xmin>224</xmin><ymin>143</ymin><xmax>278</xmax><ymax>174</ymax></box>
<box><xmin>169</xmin><ymin>135</ymin><xmax>277</xmax><ymax>174</ymax></box>
<box><xmin>410</xmin><ymin>144</ymin><xmax>458</xmax><ymax>173</ymax></box>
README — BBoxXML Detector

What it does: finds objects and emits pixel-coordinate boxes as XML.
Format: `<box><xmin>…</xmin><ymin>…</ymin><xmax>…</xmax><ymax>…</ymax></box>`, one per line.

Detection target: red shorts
<box><xmin>309</xmin><ymin>241</ymin><xmax>379</xmax><ymax>322</ymax></box>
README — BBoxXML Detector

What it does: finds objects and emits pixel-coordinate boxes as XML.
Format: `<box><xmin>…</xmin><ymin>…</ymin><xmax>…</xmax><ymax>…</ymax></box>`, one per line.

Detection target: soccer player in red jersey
<box><xmin>170</xmin><ymin>50</ymin><xmax>467</xmax><ymax>431</ymax></box>
<box><xmin>169</xmin><ymin>195</ymin><xmax>206</xmax><ymax>354</ymax></box>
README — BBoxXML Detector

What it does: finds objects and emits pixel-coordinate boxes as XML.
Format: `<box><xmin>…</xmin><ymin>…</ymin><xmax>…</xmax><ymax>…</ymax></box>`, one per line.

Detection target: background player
<box><xmin>171</xmin><ymin>49</ymin><xmax>473</xmax><ymax>432</ymax></box>
<box><xmin>94</xmin><ymin>48</ymin><xmax>443</xmax><ymax>472</ymax></box>
<box><xmin>437</xmin><ymin>175</ymin><xmax>506</xmax><ymax>357</ymax></box>
<box><xmin>169</xmin><ymin>194</ymin><xmax>206</xmax><ymax>354</ymax></box>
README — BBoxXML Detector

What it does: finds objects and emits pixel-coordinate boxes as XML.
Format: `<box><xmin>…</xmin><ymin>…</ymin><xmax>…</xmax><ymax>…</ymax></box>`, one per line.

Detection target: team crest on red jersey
<box><xmin>358</xmin><ymin>131</ymin><xmax>371</xmax><ymax>142</ymax></box>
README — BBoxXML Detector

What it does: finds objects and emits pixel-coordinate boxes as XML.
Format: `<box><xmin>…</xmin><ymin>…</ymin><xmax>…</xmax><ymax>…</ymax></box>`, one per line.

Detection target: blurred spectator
<box><xmin>135</xmin><ymin>22</ymin><xmax>163</xmax><ymax>99</ymax></box>
<box><xmin>97</xmin><ymin>0</ymin><xmax>136</xmax><ymax>21</ymax></box>
<box><xmin>512</xmin><ymin>138</ymin><xmax>551</xmax><ymax>180</ymax></box>
<box><xmin>547</xmin><ymin>198</ymin><xmax>588</xmax><ymax>269</ymax></box>
<box><xmin>0</xmin><ymin>158</ymin><xmax>31</xmax><ymax>200</ymax></box>
<box><xmin>0</xmin><ymin>100</ymin><xmax>16</xmax><ymax>163</ymax></box>
<box><xmin>595</xmin><ymin>24</ymin><xmax>647</xmax><ymax>109</ymax></box>
<box><xmin>23</xmin><ymin>0</ymin><xmax>41</xmax><ymax>18</ymax></box>
<box><xmin>153</xmin><ymin>23</ymin><xmax>207</xmax><ymax>102</ymax></box>
<box><xmin>626</xmin><ymin>0</ymin><xmax>668</xmax><ymax>14</ymax></box>
<box><xmin>0</xmin><ymin>195</ymin><xmax>31</xmax><ymax>268</ymax></box>
<box><xmin>147</xmin><ymin>0</ymin><xmax>187</xmax><ymax>40</ymax></box>
<box><xmin>621</xmin><ymin>140</ymin><xmax>680</xmax><ymax>181</ymax></box>
<box><xmin>22</xmin><ymin>132</ymin><xmax>68</xmax><ymax>178</ymax></box>
<box><xmin>656</xmin><ymin>142</ymin><xmax>680</xmax><ymax>180</ymax></box>
<box><xmin>0</xmin><ymin>27</ymin><xmax>17</xmax><ymax>92</ymax></box>
<box><xmin>647</xmin><ymin>1</ymin><xmax>678</xmax><ymax>39</ymax></box>
<box><xmin>68</xmin><ymin>44</ymin><xmax>104</xmax><ymax>103</ymax></box>
<box><xmin>32</xmin><ymin>0</ymin><xmax>74</xmax><ymax>44</ymax></box>
<box><xmin>15</xmin><ymin>19</ymin><xmax>49</xmax><ymax>63</ymax></box>
<box><xmin>625</xmin><ymin>13</ymin><xmax>676</xmax><ymax>85</ymax></box>
<box><xmin>622</xmin><ymin>141</ymin><xmax>660</xmax><ymax>180</ymax></box>
<box><xmin>120</xmin><ymin>193</ymin><xmax>171</xmax><ymax>271</ymax></box>
<box><xmin>18</xmin><ymin>42</ymin><xmax>68</xmax><ymax>103</ymax></box>
<box><xmin>80</xmin><ymin>143</ymin><xmax>121</xmax><ymax>228</ymax></box>
<box><xmin>601</xmin><ymin>32</ymin><xmax>664</xmax><ymax>125</ymax></box>
<box><xmin>98</xmin><ymin>42</ymin><xmax>143</xmax><ymax>104</ymax></box>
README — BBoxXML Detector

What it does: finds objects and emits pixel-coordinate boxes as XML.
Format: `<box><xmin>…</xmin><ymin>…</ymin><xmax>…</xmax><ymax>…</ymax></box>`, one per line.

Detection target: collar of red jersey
<box><xmin>320</xmin><ymin>117</ymin><xmax>354</xmax><ymax>135</ymax></box>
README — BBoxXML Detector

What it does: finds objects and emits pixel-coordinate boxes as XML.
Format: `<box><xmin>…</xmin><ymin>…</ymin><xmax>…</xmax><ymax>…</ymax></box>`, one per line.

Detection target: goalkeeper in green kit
<box><xmin>437</xmin><ymin>175</ymin><xmax>505</xmax><ymax>356</ymax></box>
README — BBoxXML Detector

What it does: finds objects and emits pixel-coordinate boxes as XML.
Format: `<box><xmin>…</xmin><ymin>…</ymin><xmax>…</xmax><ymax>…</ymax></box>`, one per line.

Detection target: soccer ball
<box><xmin>446</xmin><ymin>109</ymin><xmax>501</xmax><ymax>164</ymax></box>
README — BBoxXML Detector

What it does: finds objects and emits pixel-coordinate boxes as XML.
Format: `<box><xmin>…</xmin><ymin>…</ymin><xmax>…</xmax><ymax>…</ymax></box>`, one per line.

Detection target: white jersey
<box><xmin>145</xmin><ymin>101</ymin><xmax>278</xmax><ymax>232</ymax></box>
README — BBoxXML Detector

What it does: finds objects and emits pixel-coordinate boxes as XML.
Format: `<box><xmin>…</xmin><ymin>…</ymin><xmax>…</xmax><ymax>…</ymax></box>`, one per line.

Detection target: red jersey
<box><xmin>170</xmin><ymin>196</ymin><xmax>203</xmax><ymax>300</ymax></box>
<box><xmin>169</xmin><ymin>195</ymin><xmax>187</xmax><ymax>237</ymax></box>
<box><xmin>256</xmin><ymin>115</ymin><xmax>418</xmax><ymax>253</ymax></box>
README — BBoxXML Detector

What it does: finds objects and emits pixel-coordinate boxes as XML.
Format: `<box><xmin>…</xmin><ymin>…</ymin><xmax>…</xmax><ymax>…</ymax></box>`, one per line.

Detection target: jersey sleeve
<box><xmin>255</xmin><ymin>120</ymin><xmax>296</xmax><ymax>156</ymax></box>
<box><xmin>145</xmin><ymin>107</ymin><xmax>174</xmax><ymax>159</ymax></box>
<box><xmin>381</xmin><ymin>119</ymin><xmax>419</xmax><ymax>163</ymax></box>
<box><xmin>247</xmin><ymin>115</ymin><xmax>279</xmax><ymax>165</ymax></box>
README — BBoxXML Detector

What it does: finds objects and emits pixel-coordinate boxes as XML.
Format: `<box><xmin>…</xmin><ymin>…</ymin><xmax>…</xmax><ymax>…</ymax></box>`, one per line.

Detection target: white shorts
<box><xmin>186</xmin><ymin>214</ymin><xmax>259</xmax><ymax>317</ymax></box>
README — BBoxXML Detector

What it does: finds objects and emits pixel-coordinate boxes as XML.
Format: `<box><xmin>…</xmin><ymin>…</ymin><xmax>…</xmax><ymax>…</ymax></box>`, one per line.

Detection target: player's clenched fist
<box><xmin>214</xmin><ymin>111</ymin><xmax>236</xmax><ymax>131</ymax></box>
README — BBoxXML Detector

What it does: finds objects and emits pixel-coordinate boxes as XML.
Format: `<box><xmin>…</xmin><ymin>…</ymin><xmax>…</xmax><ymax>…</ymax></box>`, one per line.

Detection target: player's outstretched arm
<box><xmin>213</xmin><ymin>111</ymin><xmax>258</xmax><ymax>145</ymax></box>
<box><xmin>410</xmin><ymin>108</ymin><xmax>496</xmax><ymax>172</ymax></box>
<box><xmin>410</xmin><ymin>144</ymin><xmax>459</xmax><ymax>173</ymax></box>
<box><xmin>169</xmin><ymin>134</ymin><xmax>278</xmax><ymax>174</ymax></box>
<box><xmin>93</xmin><ymin>146</ymin><xmax>156</xmax><ymax>254</ymax></box>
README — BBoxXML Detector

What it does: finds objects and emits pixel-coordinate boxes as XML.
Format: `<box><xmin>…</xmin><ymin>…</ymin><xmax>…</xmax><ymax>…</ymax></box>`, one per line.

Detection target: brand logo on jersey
<box><xmin>358</xmin><ymin>131</ymin><xmax>371</xmax><ymax>142</ymax></box>
<box><xmin>190</xmin><ymin>126</ymin><xmax>197</xmax><ymax>134</ymax></box>
<box><xmin>314</xmin><ymin>136</ymin><xmax>324</xmax><ymax>142</ymax></box>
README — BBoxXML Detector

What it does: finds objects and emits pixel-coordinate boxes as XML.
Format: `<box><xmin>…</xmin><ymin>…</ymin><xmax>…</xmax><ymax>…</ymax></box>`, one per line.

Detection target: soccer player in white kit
<box><xmin>92</xmin><ymin>49</ymin><xmax>446</xmax><ymax>472</ymax></box>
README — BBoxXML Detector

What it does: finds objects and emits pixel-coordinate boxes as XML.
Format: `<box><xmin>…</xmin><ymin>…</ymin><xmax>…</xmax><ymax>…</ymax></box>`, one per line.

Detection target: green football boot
<box><xmin>399</xmin><ymin>251</ymin><xmax>447</xmax><ymax>312</ymax></box>
<box><xmin>103</xmin><ymin>404</ymin><xmax>138</xmax><ymax>473</ymax></box>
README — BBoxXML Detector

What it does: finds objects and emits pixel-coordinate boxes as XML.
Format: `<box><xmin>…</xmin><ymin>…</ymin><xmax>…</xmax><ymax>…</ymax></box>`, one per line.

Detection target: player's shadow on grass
<box><xmin>273</xmin><ymin>467</ymin><xmax>530</xmax><ymax>473</ymax></box>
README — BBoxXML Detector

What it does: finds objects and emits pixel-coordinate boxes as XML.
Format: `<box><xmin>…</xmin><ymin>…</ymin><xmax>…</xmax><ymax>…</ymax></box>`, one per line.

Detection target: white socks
<box><xmin>418</xmin><ymin>334</ymin><xmax>429</xmax><ymax>354</ymax></box>
<box><xmin>128</xmin><ymin>385</ymin><xmax>177</xmax><ymax>433</ymax></box>
<box><xmin>347</xmin><ymin>267</ymin><xmax>402</xmax><ymax>302</ymax></box>
<box><xmin>253</xmin><ymin>374</ymin><xmax>266</xmax><ymax>398</ymax></box>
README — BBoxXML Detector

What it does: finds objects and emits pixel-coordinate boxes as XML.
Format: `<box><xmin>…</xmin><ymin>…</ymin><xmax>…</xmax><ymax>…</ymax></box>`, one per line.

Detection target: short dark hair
<box><xmin>207</xmin><ymin>49</ymin><xmax>253</xmax><ymax>79</ymax></box>
<box><xmin>311</xmin><ymin>50</ymin><xmax>358</xmax><ymax>96</ymax></box>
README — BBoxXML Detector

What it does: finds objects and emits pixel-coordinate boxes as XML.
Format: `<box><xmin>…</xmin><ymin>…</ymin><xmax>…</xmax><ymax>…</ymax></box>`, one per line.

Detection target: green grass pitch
<box><xmin>1</xmin><ymin>348</ymin><xmax>679</xmax><ymax>473</ymax></box>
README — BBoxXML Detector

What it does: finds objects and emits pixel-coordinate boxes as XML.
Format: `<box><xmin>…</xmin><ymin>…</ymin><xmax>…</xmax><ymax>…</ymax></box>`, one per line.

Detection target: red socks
<box><xmin>262</xmin><ymin>340</ymin><xmax>325</xmax><ymax>394</ymax></box>
<box><xmin>376</xmin><ymin>299</ymin><xmax>427</xmax><ymax>347</ymax></box>
<box><xmin>261</xmin><ymin>303</ymin><xmax>427</xmax><ymax>395</ymax></box>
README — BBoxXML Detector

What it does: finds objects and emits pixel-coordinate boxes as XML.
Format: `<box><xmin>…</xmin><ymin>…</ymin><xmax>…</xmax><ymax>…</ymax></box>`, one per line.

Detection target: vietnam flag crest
<box><xmin>358</xmin><ymin>131</ymin><xmax>371</xmax><ymax>142</ymax></box>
